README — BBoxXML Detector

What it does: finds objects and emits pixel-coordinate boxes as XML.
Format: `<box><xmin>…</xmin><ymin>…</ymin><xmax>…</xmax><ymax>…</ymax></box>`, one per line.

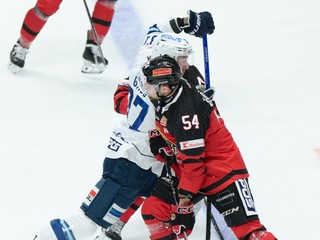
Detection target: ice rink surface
<box><xmin>1</xmin><ymin>0</ymin><xmax>320</xmax><ymax>239</ymax></box>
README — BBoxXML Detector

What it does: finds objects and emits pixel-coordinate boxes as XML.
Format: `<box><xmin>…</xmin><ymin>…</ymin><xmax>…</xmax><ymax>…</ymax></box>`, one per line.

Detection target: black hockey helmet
<box><xmin>142</xmin><ymin>55</ymin><xmax>182</xmax><ymax>87</ymax></box>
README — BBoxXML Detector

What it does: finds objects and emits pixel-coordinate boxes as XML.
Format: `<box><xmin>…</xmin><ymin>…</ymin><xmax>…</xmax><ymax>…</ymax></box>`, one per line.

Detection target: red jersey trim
<box><xmin>200</xmin><ymin>169</ymin><xmax>248</xmax><ymax>193</ymax></box>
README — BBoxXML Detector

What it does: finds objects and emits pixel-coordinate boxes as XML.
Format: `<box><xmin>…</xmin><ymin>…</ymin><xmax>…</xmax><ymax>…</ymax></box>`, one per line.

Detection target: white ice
<box><xmin>1</xmin><ymin>0</ymin><xmax>320</xmax><ymax>239</ymax></box>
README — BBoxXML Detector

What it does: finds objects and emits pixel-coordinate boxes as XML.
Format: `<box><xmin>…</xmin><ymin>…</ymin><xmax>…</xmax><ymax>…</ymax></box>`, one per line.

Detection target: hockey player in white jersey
<box><xmin>33</xmin><ymin>10</ymin><xmax>214</xmax><ymax>240</ymax></box>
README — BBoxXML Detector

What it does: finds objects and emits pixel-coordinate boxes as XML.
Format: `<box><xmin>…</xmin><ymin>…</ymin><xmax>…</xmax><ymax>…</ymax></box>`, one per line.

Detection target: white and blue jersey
<box><xmin>105</xmin><ymin>22</ymin><xmax>175</xmax><ymax>175</ymax></box>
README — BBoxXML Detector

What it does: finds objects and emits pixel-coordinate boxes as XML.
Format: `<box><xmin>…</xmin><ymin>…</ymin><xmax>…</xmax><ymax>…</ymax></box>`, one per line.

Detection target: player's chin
<box><xmin>148</xmin><ymin>94</ymin><xmax>159</xmax><ymax>101</ymax></box>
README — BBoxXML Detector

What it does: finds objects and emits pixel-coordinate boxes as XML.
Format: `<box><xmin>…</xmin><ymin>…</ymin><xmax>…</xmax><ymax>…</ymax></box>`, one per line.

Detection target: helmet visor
<box><xmin>144</xmin><ymin>82</ymin><xmax>160</xmax><ymax>100</ymax></box>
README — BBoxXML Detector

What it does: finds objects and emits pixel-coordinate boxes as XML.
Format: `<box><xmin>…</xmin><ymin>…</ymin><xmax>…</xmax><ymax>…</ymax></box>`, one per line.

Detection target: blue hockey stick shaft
<box><xmin>203</xmin><ymin>34</ymin><xmax>224</xmax><ymax>240</ymax></box>
<box><xmin>202</xmin><ymin>34</ymin><xmax>211</xmax><ymax>89</ymax></box>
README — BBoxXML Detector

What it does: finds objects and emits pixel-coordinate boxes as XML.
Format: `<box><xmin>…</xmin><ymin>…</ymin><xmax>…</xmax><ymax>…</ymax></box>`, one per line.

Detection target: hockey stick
<box><xmin>202</xmin><ymin>34</ymin><xmax>211</xmax><ymax>89</ymax></box>
<box><xmin>204</xmin><ymin>198</ymin><xmax>224</xmax><ymax>240</ymax></box>
<box><xmin>82</xmin><ymin>0</ymin><xmax>108</xmax><ymax>67</ymax></box>
<box><xmin>202</xmin><ymin>34</ymin><xmax>211</xmax><ymax>240</ymax></box>
<box><xmin>202</xmin><ymin>34</ymin><xmax>224</xmax><ymax>240</ymax></box>
<box><xmin>203</xmin><ymin>34</ymin><xmax>212</xmax><ymax>240</ymax></box>
<box><xmin>161</xmin><ymin>150</ymin><xmax>188</xmax><ymax>240</ymax></box>
<box><xmin>205</xmin><ymin>196</ymin><xmax>211</xmax><ymax>240</ymax></box>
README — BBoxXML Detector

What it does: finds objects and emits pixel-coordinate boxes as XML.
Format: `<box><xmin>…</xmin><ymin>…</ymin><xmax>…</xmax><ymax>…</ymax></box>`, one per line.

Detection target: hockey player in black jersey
<box><xmin>141</xmin><ymin>55</ymin><xmax>277</xmax><ymax>240</ymax></box>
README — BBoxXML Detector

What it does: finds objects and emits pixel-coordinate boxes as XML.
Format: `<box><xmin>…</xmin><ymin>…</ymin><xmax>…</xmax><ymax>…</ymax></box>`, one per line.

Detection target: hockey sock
<box><xmin>19</xmin><ymin>7</ymin><xmax>47</xmax><ymax>48</ymax></box>
<box><xmin>119</xmin><ymin>196</ymin><xmax>144</xmax><ymax>223</ymax></box>
<box><xmin>90</xmin><ymin>1</ymin><xmax>115</xmax><ymax>44</ymax></box>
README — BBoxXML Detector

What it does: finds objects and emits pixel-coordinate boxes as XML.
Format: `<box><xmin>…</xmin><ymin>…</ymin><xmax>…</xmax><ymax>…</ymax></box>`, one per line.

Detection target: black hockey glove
<box><xmin>152</xmin><ymin>175</ymin><xmax>179</xmax><ymax>204</ymax></box>
<box><xmin>184</xmin><ymin>10</ymin><xmax>215</xmax><ymax>37</ymax></box>
<box><xmin>170</xmin><ymin>203</ymin><xmax>195</xmax><ymax>238</ymax></box>
<box><xmin>149</xmin><ymin>129</ymin><xmax>174</xmax><ymax>164</ymax></box>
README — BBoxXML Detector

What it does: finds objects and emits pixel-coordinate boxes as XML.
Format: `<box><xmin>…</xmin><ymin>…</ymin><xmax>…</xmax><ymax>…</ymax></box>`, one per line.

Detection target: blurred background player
<box><xmin>8</xmin><ymin>0</ymin><xmax>116</xmax><ymax>73</ymax></box>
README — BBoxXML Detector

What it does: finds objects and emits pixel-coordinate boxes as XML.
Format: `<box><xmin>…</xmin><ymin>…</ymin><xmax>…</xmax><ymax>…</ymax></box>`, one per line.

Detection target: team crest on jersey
<box><xmin>148</xmin><ymin>129</ymin><xmax>160</xmax><ymax>138</ymax></box>
<box><xmin>108</xmin><ymin>137</ymin><xmax>122</xmax><ymax>151</ymax></box>
<box><xmin>160</xmin><ymin>116</ymin><xmax>167</xmax><ymax>127</ymax></box>
<box><xmin>180</xmin><ymin>138</ymin><xmax>205</xmax><ymax>150</ymax></box>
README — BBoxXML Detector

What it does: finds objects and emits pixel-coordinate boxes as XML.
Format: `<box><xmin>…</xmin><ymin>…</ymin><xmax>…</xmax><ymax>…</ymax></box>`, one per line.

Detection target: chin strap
<box><xmin>158</xmin><ymin>84</ymin><xmax>180</xmax><ymax>102</ymax></box>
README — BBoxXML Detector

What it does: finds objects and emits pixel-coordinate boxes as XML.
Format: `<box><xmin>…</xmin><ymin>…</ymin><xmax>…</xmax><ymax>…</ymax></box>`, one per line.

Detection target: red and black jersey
<box><xmin>113</xmin><ymin>66</ymin><xmax>205</xmax><ymax>115</ymax></box>
<box><xmin>182</xmin><ymin>65</ymin><xmax>205</xmax><ymax>87</ymax></box>
<box><xmin>155</xmin><ymin>80</ymin><xmax>249</xmax><ymax>198</ymax></box>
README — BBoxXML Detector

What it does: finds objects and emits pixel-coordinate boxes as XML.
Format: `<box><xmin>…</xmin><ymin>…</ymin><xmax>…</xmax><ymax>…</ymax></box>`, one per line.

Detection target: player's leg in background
<box><xmin>8</xmin><ymin>0</ymin><xmax>63</xmax><ymax>72</ymax></box>
<box><xmin>81</xmin><ymin>0</ymin><xmax>117</xmax><ymax>73</ymax></box>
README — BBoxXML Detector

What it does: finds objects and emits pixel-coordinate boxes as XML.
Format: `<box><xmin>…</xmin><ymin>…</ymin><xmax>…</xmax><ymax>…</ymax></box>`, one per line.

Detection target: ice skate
<box><xmin>96</xmin><ymin>219</ymin><xmax>125</xmax><ymax>240</ymax></box>
<box><xmin>81</xmin><ymin>31</ymin><xmax>108</xmax><ymax>74</ymax></box>
<box><xmin>8</xmin><ymin>41</ymin><xmax>29</xmax><ymax>73</ymax></box>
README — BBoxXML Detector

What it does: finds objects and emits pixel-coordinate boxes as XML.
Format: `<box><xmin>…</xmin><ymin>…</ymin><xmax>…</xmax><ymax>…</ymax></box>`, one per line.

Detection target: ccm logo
<box><xmin>222</xmin><ymin>207</ymin><xmax>239</xmax><ymax>217</ymax></box>
<box><xmin>177</xmin><ymin>206</ymin><xmax>193</xmax><ymax>214</ymax></box>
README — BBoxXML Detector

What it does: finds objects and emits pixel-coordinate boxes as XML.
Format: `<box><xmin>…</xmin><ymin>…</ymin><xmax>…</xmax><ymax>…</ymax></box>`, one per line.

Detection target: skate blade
<box><xmin>7</xmin><ymin>62</ymin><xmax>22</xmax><ymax>73</ymax></box>
<box><xmin>81</xmin><ymin>59</ymin><xmax>106</xmax><ymax>74</ymax></box>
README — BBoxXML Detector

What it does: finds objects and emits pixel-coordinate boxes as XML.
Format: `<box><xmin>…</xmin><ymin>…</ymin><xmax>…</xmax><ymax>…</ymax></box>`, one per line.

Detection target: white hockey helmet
<box><xmin>151</xmin><ymin>32</ymin><xmax>193</xmax><ymax>61</ymax></box>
